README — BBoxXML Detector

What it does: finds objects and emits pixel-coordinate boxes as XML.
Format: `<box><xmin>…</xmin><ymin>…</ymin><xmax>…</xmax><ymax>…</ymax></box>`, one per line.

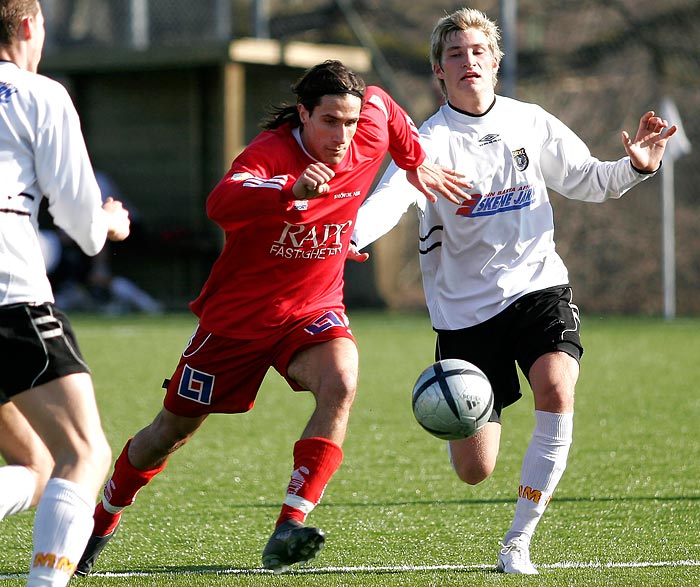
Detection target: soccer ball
<box><xmin>411</xmin><ymin>359</ymin><xmax>494</xmax><ymax>440</ymax></box>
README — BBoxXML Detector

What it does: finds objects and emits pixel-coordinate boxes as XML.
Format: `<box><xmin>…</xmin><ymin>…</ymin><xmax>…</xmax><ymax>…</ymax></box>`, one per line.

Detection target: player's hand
<box><xmin>347</xmin><ymin>243</ymin><xmax>369</xmax><ymax>263</ymax></box>
<box><xmin>406</xmin><ymin>160</ymin><xmax>472</xmax><ymax>205</ymax></box>
<box><xmin>622</xmin><ymin>111</ymin><xmax>677</xmax><ymax>173</ymax></box>
<box><xmin>103</xmin><ymin>197</ymin><xmax>131</xmax><ymax>241</ymax></box>
<box><xmin>293</xmin><ymin>162</ymin><xmax>335</xmax><ymax>199</ymax></box>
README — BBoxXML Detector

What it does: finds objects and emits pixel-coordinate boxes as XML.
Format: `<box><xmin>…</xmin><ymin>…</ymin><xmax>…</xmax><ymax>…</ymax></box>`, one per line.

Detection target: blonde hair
<box><xmin>430</xmin><ymin>8</ymin><xmax>504</xmax><ymax>96</ymax></box>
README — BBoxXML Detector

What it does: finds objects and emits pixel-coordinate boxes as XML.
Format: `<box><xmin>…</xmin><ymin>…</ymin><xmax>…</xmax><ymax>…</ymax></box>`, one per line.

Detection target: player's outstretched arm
<box><xmin>622</xmin><ymin>111</ymin><xmax>677</xmax><ymax>173</ymax></box>
<box><xmin>406</xmin><ymin>160</ymin><xmax>472</xmax><ymax>205</ymax></box>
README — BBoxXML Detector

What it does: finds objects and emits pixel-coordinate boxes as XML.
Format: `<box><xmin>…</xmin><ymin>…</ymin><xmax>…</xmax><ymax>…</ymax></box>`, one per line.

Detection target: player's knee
<box><xmin>54</xmin><ymin>431</ymin><xmax>112</xmax><ymax>484</ymax></box>
<box><xmin>87</xmin><ymin>433</ymin><xmax>113</xmax><ymax>482</ymax></box>
<box><xmin>452</xmin><ymin>460</ymin><xmax>494</xmax><ymax>485</ymax></box>
<box><xmin>534</xmin><ymin>384</ymin><xmax>575</xmax><ymax>413</ymax></box>
<box><xmin>315</xmin><ymin>372</ymin><xmax>357</xmax><ymax>415</ymax></box>
<box><xmin>93</xmin><ymin>434</ymin><xmax>112</xmax><ymax>479</ymax></box>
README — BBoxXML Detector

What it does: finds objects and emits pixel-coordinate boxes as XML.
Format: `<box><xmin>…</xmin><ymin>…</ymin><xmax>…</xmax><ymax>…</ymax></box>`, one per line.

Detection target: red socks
<box><xmin>93</xmin><ymin>437</ymin><xmax>342</xmax><ymax>535</ymax></box>
<box><xmin>92</xmin><ymin>439</ymin><xmax>167</xmax><ymax>536</ymax></box>
<box><xmin>276</xmin><ymin>437</ymin><xmax>343</xmax><ymax>527</ymax></box>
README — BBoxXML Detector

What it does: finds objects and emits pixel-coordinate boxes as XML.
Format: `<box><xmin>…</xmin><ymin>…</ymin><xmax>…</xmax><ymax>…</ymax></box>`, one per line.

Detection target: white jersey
<box><xmin>0</xmin><ymin>61</ymin><xmax>107</xmax><ymax>305</ymax></box>
<box><xmin>353</xmin><ymin>96</ymin><xmax>654</xmax><ymax>329</ymax></box>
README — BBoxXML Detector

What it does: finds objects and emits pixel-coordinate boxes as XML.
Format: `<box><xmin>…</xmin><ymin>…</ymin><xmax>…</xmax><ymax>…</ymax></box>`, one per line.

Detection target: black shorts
<box><xmin>0</xmin><ymin>303</ymin><xmax>89</xmax><ymax>401</ymax></box>
<box><xmin>435</xmin><ymin>286</ymin><xmax>583</xmax><ymax>423</ymax></box>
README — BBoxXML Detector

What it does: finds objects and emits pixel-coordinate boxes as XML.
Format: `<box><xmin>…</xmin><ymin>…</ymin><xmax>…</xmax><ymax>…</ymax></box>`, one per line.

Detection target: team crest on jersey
<box><xmin>512</xmin><ymin>148</ymin><xmax>529</xmax><ymax>171</ymax></box>
<box><xmin>0</xmin><ymin>82</ymin><xmax>17</xmax><ymax>103</ymax></box>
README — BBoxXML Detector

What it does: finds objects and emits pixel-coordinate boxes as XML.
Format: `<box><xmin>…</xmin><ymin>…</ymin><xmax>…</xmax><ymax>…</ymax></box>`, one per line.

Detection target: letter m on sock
<box><xmin>33</xmin><ymin>553</ymin><xmax>56</xmax><ymax>568</ymax></box>
<box><xmin>519</xmin><ymin>485</ymin><xmax>543</xmax><ymax>504</ymax></box>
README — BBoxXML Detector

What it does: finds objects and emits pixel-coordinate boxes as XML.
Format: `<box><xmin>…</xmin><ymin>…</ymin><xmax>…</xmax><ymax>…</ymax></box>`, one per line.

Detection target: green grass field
<box><xmin>2</xmin><ymin>312</ymin><xmax>699</xmax><ymax>586</ymax></box>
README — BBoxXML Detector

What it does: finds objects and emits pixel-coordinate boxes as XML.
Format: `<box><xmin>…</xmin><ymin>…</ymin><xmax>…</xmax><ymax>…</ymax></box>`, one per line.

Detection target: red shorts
<box><xmin>163</xmin><ymin>310</ymin><xmax>356</xmax><ymax>417</ymax></box>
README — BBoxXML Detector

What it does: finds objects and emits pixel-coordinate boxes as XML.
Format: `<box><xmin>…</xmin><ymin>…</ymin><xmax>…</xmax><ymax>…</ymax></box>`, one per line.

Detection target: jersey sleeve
<box><xmin>207</xmin><ymin>133</ymin><xmax>298</xmax><ymax>230</ymax></box>
<box><xmin>352</xmin><ymin>159</ymin><xmax>421</xmax><ymax>250</ymax></box>
<box><xmin>539</xmin><ymin>108</ymin><xmax>652</xmax><ymax>202</ymax></box>
<box><xmin>36</xmin><ymin>83</ymin><xmax>107</xmax><ymax>257</ymax></box>
<box><xmin>364</xmin><ymin>86</ymin><xmax>425</xmax><ymax>171</ymax></box>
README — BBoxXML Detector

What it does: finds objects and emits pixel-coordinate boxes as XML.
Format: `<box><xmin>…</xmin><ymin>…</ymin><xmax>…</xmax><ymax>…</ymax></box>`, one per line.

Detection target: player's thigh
<box><xmin>286</xmin><ymin>337</ymin><xmax>359</xmax><ymax>400</ymax></box>
<box><xmin>448</xmin><ymin>421</ymin><xmax>501</xmax><ymax>485</ymax></box>
<box><xmin>13</xmin><ymin>373</ymin><xmax>108</xmax><ymax>464</ymax></box>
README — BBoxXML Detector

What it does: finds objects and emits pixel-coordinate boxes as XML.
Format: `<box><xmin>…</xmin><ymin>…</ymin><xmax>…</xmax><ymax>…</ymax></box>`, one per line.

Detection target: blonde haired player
<box><xmin>351</xmin><ymin>7</ymin><xmax>676</xmax><ymax>574</ymax></box>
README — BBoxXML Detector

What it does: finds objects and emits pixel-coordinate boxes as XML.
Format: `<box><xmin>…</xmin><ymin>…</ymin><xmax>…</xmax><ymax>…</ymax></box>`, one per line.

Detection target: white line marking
<box><xmin>1</xmin><ymin>559</ymin><xmax>699</xmax><ymax>579</ymax></box>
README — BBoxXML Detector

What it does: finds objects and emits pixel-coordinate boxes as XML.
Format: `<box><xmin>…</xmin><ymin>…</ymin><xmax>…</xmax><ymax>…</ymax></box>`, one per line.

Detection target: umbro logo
<box><xmin>478</xmin><ymin>133</ymin><xmax>501</xmax><ymax>145</ymax></box>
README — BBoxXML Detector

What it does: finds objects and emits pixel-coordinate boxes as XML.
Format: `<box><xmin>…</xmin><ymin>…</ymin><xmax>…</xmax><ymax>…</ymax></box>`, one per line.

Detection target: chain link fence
<box><xmin>43</xmin><ymin>0</ymin><xmax>232</xmax><ymax>50</ymax></box>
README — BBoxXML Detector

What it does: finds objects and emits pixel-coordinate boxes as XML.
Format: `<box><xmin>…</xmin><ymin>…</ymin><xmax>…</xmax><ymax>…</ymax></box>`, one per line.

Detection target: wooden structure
<box><xmin>41</xmin><ymin>39</ymin><xmax>371</xmax><ymax>308</ymax></box>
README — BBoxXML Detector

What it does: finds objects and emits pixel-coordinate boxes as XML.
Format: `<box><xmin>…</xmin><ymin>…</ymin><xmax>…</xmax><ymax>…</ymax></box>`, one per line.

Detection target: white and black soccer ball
<box><xmin>411</xmin><ymin>359</ymin><xmax>494</xmax><ymax>441</ymax></box>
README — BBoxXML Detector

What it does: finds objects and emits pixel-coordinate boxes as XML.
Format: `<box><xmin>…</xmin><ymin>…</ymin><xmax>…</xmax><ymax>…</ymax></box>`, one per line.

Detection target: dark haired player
<box><xmin>77</xmin><ymin>59</ymin><xmax>469</xmax><ymax>575</ymax></box>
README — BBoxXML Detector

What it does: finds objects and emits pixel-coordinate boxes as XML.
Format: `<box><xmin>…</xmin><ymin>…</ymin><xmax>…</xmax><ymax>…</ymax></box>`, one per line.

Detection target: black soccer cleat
<box><xmin>262</xmin><ymin>519</ymin><xmax>326</xmax><ymax>573</ymax></box>
<box><xmin>73</xmin><ymin>523</ymin><xmax>120</xmax><ymax>577</ymax></box>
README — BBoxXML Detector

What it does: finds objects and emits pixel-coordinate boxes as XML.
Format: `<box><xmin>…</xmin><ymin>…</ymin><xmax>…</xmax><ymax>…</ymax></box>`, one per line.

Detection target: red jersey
<box><xmin>190</xmin><ymin>86</ymin><xmax>424</xmax><ymax>338</ymax></box>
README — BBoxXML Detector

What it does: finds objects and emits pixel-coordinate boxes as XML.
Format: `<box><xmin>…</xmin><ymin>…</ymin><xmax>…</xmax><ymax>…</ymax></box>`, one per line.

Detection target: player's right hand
<box><xmin>407</xmin><ymin>160</ymin><xmax>472</xmax><ymax>205</ymax></box>
<box><xmin>293</xmin><ymin>162</ymin><xmax>335</xmax><ymax>199</ymax></box>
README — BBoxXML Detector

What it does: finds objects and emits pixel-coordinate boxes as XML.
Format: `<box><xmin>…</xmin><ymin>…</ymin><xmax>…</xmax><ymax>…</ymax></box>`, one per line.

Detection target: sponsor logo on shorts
<box><xmin>178</xmin><ymin>364</ymin><xmax>215</xmax><ymax>405</ymax></box>
<box><xmin>304</xmin><ymin>311</ymin><xmax>347</xmax><ymax>335</ymax></box>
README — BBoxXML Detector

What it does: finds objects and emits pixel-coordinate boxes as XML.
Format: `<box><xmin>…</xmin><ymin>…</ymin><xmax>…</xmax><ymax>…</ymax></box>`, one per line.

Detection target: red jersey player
<box><xmin>77</xmin><ymin>60</ymin><xmax>469</xmax><ymax>575</ymax></box>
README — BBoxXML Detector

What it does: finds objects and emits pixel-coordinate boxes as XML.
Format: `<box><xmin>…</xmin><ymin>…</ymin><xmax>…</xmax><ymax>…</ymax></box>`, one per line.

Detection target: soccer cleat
<box><xmin>262</xmin><ymin>519</ymin><xmax>326</xmax><ymax>573</ymax></box>
<box><xmin>497</xmin><ymin>538</ymin><xmax>539</xmax><ymax>575</ymax></box>
<box><xmin>74</xmin><ymin>522</ymin><xmax>120</xmax><ymax>577</ymax></box>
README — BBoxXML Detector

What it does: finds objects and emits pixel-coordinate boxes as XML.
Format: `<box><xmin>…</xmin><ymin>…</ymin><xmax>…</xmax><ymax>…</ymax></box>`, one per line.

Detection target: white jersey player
<box><xmin>351</xmin><ymin>8</ymin><xmax>676</xmax><ymax>575</ymax></box>
<box><xmin>0</xmin><ymin>1</ymin><xmax>130</xmax><ymax>586</ymax></box>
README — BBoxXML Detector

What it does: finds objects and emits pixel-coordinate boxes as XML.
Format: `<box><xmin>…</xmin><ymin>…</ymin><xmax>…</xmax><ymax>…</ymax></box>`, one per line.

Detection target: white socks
<box><xmin>504</xmin><ymin>410</ymin><xmax>573</xmax><ymax>546</ymax></box>
<box><xmin>26</xmin><ymin>478</ymin><xmax>95</xmax><ymax>587</ymax></box>
<box><xmin>0</xmin><ymin>465</ymin><xmax>35</xmax><ymax>520</ymax></box>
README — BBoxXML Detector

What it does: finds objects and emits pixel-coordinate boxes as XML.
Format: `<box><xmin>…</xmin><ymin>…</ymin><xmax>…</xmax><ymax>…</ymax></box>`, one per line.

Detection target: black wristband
<box><xmin>631</xmin><ymin>161</ymin><xmax>661</xmax><ymax>175</ymax></box>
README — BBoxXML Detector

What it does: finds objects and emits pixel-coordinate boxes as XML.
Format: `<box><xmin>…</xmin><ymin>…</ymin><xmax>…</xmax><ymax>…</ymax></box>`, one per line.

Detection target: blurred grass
<box><xmin>1</xmin><ymin>311</ymin><xmax>698</xmax><ymax>586</ymax></box>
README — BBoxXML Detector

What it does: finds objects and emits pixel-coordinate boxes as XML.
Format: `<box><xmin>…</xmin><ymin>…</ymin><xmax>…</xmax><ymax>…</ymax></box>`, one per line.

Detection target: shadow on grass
<box><xmin>223</xmin><ymin>494</ymin><xmax>700</xmax><ymax>510</ymax></box>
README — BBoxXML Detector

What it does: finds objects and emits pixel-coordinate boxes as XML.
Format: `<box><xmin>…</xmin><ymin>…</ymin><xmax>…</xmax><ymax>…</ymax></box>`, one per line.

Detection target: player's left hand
<box><xmin>103</xmin><ymin>197</ymin><xmax>131</xmax><ymax>241</ymax></box>
<box><xmin>347</xmin><ymin>243</ymin><xmax>369</xmax><ymax>263</ymax></box>
<box><xmin>622</xmin><ymin>111</ymin><xmax>677</xmax><ymax>173</ymax></box>
<box><xmin>407</xmin><ymin>160</ymin><xmax>472</xmax><ymax>205</ymax></box>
